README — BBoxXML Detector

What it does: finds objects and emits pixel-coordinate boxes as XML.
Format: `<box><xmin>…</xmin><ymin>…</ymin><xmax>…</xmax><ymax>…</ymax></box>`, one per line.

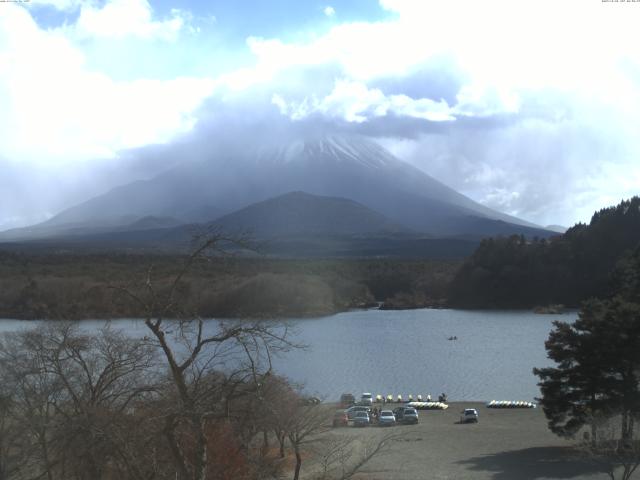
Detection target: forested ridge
<box><xmin>449</xmin><ymin>197</ymin><xmax>640</xmax><ymax>308</ymax></box>
<box><xmin>0</xmin><ymin>254</ymin><xmax>458</xmax><ymax>320</ymax></box>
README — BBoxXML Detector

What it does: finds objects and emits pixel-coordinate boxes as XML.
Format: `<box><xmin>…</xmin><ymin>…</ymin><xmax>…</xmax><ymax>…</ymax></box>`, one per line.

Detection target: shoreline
<box><xmin>0</xmin><ymin>304</ymin><xmax>580</xmax><ymax>322</ymax></box>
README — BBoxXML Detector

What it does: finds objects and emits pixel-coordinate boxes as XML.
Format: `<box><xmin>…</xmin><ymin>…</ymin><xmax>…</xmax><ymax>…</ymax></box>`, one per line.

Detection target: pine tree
<box><xmin>534</xmin><ymin>247</ymin><xmax>640</xmax><ymax>444</ymax></box>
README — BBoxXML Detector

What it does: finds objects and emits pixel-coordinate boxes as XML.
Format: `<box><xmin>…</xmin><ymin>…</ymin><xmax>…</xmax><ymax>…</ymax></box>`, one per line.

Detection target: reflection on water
<box><xmin>0</xmin><ymin>308</ymin><xmax>576</xmax><ymax>401</ymax></box>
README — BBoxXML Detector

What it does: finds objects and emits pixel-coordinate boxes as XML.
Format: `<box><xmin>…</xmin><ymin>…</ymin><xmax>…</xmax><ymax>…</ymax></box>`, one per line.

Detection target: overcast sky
<box><xmin>1</xmin><ymin>0</ymin><xmax>639</xmax><ymax>230</ymax></box>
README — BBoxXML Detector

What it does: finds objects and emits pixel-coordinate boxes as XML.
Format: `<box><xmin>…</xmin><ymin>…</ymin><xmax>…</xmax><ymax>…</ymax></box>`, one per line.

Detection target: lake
<box><xmin>0</xmin><ymin>308</ymin><xmax>576</xmax><ymax>402</ymax></box>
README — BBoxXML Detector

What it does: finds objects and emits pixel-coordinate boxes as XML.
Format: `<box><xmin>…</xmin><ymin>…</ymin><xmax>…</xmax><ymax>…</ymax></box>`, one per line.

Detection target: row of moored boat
<box><xmin>375</xmin><ymin>394</ymin><xmax>442</xmax><ymax>403</ymax></box>
<box><xmin>486</xmin><ymin>400</ymin><xmax>536</xmax><ymax>408</ymax></box>
<box><xmin>407</xmin><ymin>401</ymin><xmax>449</xmax><ymax>410</ymax></box>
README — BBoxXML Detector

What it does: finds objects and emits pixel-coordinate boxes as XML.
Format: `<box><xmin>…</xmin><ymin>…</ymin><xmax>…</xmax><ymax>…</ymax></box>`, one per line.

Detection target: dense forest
<box><xmin>0</xmin><ymin>253</ymin><xmax>459</xmax><ymax>320</ymax></box>
<box><xmin>449</xmin><ymin>197</ymin><xmax>640</xmax><ymax>308</ymax></box>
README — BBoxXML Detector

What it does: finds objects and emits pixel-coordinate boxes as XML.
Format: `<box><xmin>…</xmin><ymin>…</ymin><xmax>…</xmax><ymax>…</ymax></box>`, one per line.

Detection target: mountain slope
<box><xmin>3</xmin><ymin>135</ymin><xmax>551</xmax><ymax>241</ymax></box>
<box><xmin>212</xmin><ymin>191</ymin><xmax>412</xmax><ymax>237</ymax></box>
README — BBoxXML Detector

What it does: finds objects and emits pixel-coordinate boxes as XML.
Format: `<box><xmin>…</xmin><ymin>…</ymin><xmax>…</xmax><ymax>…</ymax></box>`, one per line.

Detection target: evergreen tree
<box><xmin>450</xmin><ymin>196</ymin><xmax>640</xmax><ymax>308</ymax></box>
<box><xmin>534</xmin><ymin>248</ymin><xmax>640</xmax><ymax>444</ymax></box>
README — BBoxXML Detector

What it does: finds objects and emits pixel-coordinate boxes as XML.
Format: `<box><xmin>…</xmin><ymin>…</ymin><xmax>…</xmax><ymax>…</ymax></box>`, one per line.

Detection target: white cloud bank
<box><xmin>71</xmin><ymin>0</ymin><xmax>186</xmax><ymax>40</ymax></box>
<box><xmin>255</xmin><ymin>0</ymin><xmax>640</xmax><ymax>226</ymax></box>
<box><xmin>2</xmin><ymin>0</ymin><xmax>640</xmax><ymax>229</ymax></box>
<box><xmin>0</xmin><ymin>3</ymin><xmax>214</xmax><ymax>165</ymax></box>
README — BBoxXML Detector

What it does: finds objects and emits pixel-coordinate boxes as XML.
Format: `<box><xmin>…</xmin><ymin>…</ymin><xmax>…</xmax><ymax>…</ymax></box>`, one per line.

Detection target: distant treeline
<box><xmin>6</xmin><ymin>198</ymin><xmax>638</xmax><ymax>318</ymax></box>
<box><xmin>449</xmin><ymin>197</ymin><xmax>640</xmax><ymax>308</ymax></box>
<box><xmin>0</xmin><ymin>253</ymin><xmax>460</xmax><ymax>319</ymax></box>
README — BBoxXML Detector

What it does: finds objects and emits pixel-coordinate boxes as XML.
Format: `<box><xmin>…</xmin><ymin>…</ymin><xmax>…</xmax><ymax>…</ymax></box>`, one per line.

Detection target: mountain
<box><xmin>0</xmin><ymin>195</ymin><xmax>482</xmax><ymax>259</ymax></box>
<box><xmin>1</xmin><ymin>135</ymin><xmax>552</xmax><ymax>243</ymax></box>
<box><xmin>0</xmin><ymin>192</ymin><xmax>480</xmax><ymax>258</ymax></box>
<box><xmin>212</xmin><ymin>191</ymin><xmax>411</xmax><ymax>237</ymax></box>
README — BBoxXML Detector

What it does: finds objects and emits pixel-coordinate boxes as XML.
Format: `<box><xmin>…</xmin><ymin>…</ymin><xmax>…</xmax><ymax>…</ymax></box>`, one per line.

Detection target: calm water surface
<box><xmin>0</xmin><ymin>308</ymin><xmax>576</xmax><ymax>402</ymax></box>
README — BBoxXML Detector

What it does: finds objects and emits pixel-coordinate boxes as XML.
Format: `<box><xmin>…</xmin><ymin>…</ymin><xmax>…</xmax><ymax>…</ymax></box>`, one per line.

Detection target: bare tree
<box><xmin>311</xmin><ymin>435</ymin><xmax>354</xmax><ymax>480</ymax></box>
<box><xmin>0</xmin><ymin>390</ymin><xmax>23</xmax><ymax>480</ymax></box>
<box><xmin>285</xmin><ymin>401</ymin><xmax>331</xmax><ymax>480</ymax></box>
<box><xmin>0</xmin><ymin>323</ymin><xmax>159</xmax><ymax>480</ymax></box>
<box><xmin>260</xmin><ymin>375</ymin><xmax>297</xmax><ymax>460</ymax></box>
<box><xmin>112</xmin><ymin>233</ymin><xmax>297</xmax><ymax>480</ymax></box>
<box><xmin>0</xmin><ymin>234</ymin><xmax>303</xmax><ymax>480</ymax></box>
<box><xmin>309</xmin><ymin>430</ymin><xmax>401</xmax><ymax>480</ymax></box>
<box><xmin>0</xmin><ymin>330</ymin><xmax>62</xmax><ymax>480</ymax></box>
<box><xmin>336</xmin><ymin>433</ymin><xmax>400</xmax><ymax>480</ymax></box>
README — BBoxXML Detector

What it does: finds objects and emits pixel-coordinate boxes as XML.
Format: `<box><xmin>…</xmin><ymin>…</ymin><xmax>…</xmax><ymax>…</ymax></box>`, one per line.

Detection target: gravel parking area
<box><xmin>322</xmin><ymin>402</ymin><xmax>611</xmax><ymax>480</ymax></box>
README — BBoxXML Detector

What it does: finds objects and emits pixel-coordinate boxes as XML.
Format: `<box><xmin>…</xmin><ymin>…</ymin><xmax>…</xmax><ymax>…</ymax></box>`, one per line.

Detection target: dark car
<box><xmin>332</xmin><ymin>410</ymin><xmax>348</xmax><ymax>427</ymax></box>
<box><xmin>392</xmin><ymin>406</ymin><xmax>405</xmax><ymax>421</ymax></box>
<box><xmin>393</xmin><ymin>406</ymin><xmax>419</xmax><ymax>424</ymax></box>
<box><xmin>340</xmin><ymin>393</ymin><xmax>355</xmax><ymax>407</ymax></box>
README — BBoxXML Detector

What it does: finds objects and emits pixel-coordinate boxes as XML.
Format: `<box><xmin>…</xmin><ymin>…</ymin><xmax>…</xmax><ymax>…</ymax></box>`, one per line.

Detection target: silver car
<box><xmin>352</xmin><ymin>411</ymin><xmax>370</xmax><ymax>427</ymax></box>
<box><xmin>378</xmin><ymin>410</ymin><xmax>396</xmax><ymax>426</ymax></box>
<box><xmin>460</xmin><ymin>408</ymin><xmax>479</xmax><ymax>423</ymax></box>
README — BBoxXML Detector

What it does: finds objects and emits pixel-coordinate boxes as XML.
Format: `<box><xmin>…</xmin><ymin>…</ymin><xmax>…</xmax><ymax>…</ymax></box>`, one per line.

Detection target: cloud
<box><xmin>71</xmin><ymin>0</ymin><xmax>187</xmax><ymax>40</ymax></box>
<box><xmin>272</xmin><ymin>79</ymin><xmax>454</xmax><ymax>123</ymax></box>
<box><xmin>378</xmin><ymin>109</ymin><xmax>640</xmax><ymax>226</ymax></box>
<box><xmin>0</xmin><ymin>5</ymin><xmax>214</xmax><ymax>165</ymax></box>
<box><xmin>323</xmin><ymin>6</ymin><xmax>335</xmax><ymax>17</ymax></box>
<box><xmin>2</xmin><ymin>0</ymin><xmax>640</xmax><ymax>229</ymax></box>
<box><xmin>221</xmin><ymin>0</ymin><xmax>640</xmax><ymax>226</ymax></box>
<box><xmin>29</xmin><ymin>0</ymin><xmax>191</xmax><ymax>40</ymax></box>
<box><xmin>0</xmin><ymin>2</ymin><xmax>218</xmax><ymax>228</ymax></box>
<box><xmin>29</xmin><ymin>0</ymin><xmax>82</xmax><ymax>11</ymax></box>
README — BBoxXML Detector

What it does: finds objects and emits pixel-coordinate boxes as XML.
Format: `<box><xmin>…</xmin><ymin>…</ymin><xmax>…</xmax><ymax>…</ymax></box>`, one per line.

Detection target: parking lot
<box><xmin>321</xmin><ymin>402</ymin><xmax>609</xmax><ymax>480</ymax></box>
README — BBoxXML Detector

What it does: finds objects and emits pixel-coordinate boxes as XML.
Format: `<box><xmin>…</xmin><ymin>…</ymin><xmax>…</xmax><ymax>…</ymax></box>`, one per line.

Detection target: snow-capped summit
<box><xmin>257</xmin><ymin>135</ymin><xmax>396</xmax><ymax>170</ymax></box>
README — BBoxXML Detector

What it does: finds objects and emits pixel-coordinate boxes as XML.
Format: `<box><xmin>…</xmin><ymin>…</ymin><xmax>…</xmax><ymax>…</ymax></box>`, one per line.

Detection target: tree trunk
<box><xmin>293</xmin><ymin>444</ymin><xmax>302</xmax><ymax>480</ymax></box>
<box><xmin>164</xmin><ymin>417</ymin><xmax>190</xmax><ymax>480</ymax></box>
<box><xmin>276</xmin><ymin>431</ymin><xmax>286</xmax><ymax>458</ymax></box>
<box><xmin>84</xmin><ymin>452</ymin><xmax>102</xmax><ymax>480</ymax></box>
<box><xmin>39</xmin><ymin>433</ymin><xmax>54</xmax><ymax>480</ymax></box>
<box><xmin>194</xmin><ymin>416</ymin><xmax>208</xmax><ymax>480</ymax></box>
<box><xmin>261</xmin><ymin>430</ymin><xmax>269</xmax><ymax>456</ymax></box>
<box><xmin>622</xmin><ymin>410</ymin><xmax>629</xmax><ymax>444</ymax></box>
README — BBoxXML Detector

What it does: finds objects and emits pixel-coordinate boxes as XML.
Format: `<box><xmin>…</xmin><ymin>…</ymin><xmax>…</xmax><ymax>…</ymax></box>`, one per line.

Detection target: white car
<box><xmin>360</xmin><ymin>392</ymin><xmax>373</xmax><ymax>406</ymax></box>
<box><xmin>378</xmin><ymin>410</ymin><xmax>396</xmax><ymax>426</ymax></box>
<box><xmin>460</xmin><ymin>408</ymin><xmax>479</xmax><ymax>423</ymax></box>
